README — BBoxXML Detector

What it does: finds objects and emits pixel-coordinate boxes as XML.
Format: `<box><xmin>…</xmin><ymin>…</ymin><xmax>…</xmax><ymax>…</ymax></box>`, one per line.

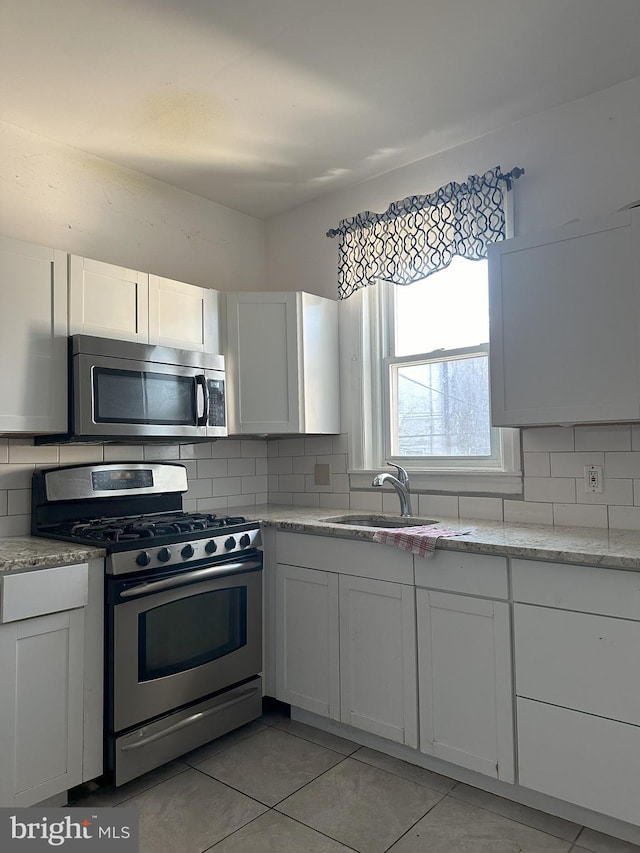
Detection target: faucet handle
<box><xmin>384</xmin><ymin>461</ymin><xmax>409</xmax><ymax>486</ymax></box>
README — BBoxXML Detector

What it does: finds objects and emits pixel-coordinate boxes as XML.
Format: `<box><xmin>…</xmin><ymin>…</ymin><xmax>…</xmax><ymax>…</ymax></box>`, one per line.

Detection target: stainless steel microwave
<box><xmin>37</xmin><ymin>335</ymin><xmax>227</xmax><ymax>444</ymax></box>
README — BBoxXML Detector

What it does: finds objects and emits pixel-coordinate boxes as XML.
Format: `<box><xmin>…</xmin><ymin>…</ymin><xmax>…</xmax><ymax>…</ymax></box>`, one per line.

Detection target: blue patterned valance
<box><xmin>327</xmin><ymin>166</ymin><xmax>524</xmax><ymax>300</ymax></box>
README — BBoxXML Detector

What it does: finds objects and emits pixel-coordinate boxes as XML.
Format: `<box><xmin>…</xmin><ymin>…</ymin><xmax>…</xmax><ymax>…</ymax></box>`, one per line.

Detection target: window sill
<box><xmin>349</xmin><ymin>469</ymin><xmax>523</xmax><ymax>496</ymax></box>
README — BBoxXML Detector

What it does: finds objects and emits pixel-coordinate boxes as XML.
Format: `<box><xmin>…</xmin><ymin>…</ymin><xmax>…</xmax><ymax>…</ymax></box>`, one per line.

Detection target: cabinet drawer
<box><xmin>515</xmin><ymin>604</ymin><xmax>640</xmax><ymax>724</ymax></box>
<box><xmin>414</xmin><ymin>549</ymin><xmax>508</xmax><ymax>599</ymax></box>
<box><xmin>517</xmin><ymin>697</ymin><xmax>640</xmax><ymax>826</ymax></box>
<box><xmin>512</xmin><ymin>558</ymin><xmax>640</xmax><ymax>619</ymax></box>
<box><xmin>0</xmin><ymin>563</ymin><xmax>88</xmax><ymax>623</ymax></box>
<box><xmin>276</xmin><ymin>532</ymin><xmax>413</xmax><ymax>584</ymax></box>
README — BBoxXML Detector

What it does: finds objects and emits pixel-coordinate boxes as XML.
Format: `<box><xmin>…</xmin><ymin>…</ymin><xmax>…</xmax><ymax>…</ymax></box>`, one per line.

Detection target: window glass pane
<box><xmin>393</xmin><ymin>355</ymin><xmax>491</xmax><ymax>457</ymax></box>
<box><xmin>394</xmin><ymin>258</ymin><xmax>489</xmax><ymax>355</ymax></box>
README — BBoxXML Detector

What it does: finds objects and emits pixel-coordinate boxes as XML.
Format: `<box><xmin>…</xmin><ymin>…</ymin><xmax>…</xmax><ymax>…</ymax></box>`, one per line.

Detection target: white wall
<box><xmin>265</xmin><ymin>75</ymin><xmax>640</xmax><ymax>299</ymax></box>
<box><xmin>0</xmin><ymin>120</ymin><xmax>266</xmax><ymax>292</ymax></box>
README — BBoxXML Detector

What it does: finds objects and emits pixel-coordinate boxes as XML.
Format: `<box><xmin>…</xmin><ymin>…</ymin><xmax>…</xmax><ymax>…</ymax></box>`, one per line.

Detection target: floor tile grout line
<box><xmin>348</xmin><ymin>749</ymin><xmax>459</xmax><ymax>797</ymax></box>
<box><xmin>381</xmin><ymin>789</ymin><xmax>448</xmax><ymax>853</ymax></box>
<box><xmin>270</xmin><ymin>809</ymin><xmax>363</xmax><ymax>853</ymax></box>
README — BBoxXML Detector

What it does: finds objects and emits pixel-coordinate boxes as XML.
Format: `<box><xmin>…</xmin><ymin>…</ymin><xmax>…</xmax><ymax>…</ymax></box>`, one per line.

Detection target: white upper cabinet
<box><xmin>70</xmin><ymin>257</ymin><xmax>219</xmax><ymax>351</ymax></box>
<box><xmin>69</xmin><ymin>255</ymin><xmax>149</xmax><ymax>343</ymax></box>
<box><xmin>0</xmin><ymin>236</ymin><xmax>68</xmax><ymax>434</ymax></box>
<box><xmin>225</xmin><ymin>291</ymin><xmax>340</xmax><ymax>434</ymax></box>
<box><xmin>148</xmin><ymin>275</ymin><xmax>218</xmax><ymax>352</ymax></box>
<box><xmin>488</xmin><ymin>208</ymin><xmax>640</xmax><ymax>426</ymax></box>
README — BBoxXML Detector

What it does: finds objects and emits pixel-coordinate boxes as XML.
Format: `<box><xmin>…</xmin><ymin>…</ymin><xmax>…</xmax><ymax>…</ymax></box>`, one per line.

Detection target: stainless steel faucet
<box><xmin>371</xmin><ymin>462</ymin><xmax>413</xmax><ymax>517</ymax></box>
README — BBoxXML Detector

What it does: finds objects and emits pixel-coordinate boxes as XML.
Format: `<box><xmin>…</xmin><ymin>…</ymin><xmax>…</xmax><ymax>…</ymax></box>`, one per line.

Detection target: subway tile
<box><xmin>317</xmin><ymin>454</ymin><xmax>348</xmax><ymax>474</ymax></box>
<box><xmin>212</xmin><ymin>439</ymin><xmax>242</xmax><ymax>458</ymax></box>
<box><xmin>267</xmin><ymin>440</ymin><xmax>280</xmax><ymax>457</ymax></box>
<box><xmin>575</xmin><ymin>424</ymin><xmax>631</xmax><ymax>452</ymax></box>
<box><xmin>8</xmin><ymin>489</ymin><xmax>30</xmax><ymax>516</ymax></box>
<box><xmin>0</xmin><ymin>439</ymin><xmax>8</xmax><ymax>463</ymax></box>
<box><xmin>197</xmin><ymin>458</ymin><xmax>228</xmax><ymax>479</ymax></box>
<box><xmin>0</xmin><ymin>490</ymin><xmax>7</xmax><ymax>515</ymax></box>
<box><xmin>332</xmin><ymin>433</ymin><xmax>349</xmax><ymax>454</ymax></box>
<box><xmin>319</xmin><ymin>493</ymin><xmax>350</xmax><ymax>510</ymax></box>
<box><xmin>524</xmin><ymin>477</ymin><xmax>576</xmax><ymax>503</ymax></box>
<box><xmin>417</xmin><ymin>494</ymin><xmax>459</xmax><ymax>519</ymax></box>
<box><xmin>268</xmin><ymin>492</ymin><xmax>293</xmax><ymax>505</ymax></box>
<box><xmin>278</xmin><ymin>474</ymin><xmax>306</xmax><ymax>492</ymax></box>
<box><xmin>550</xmin><ymin>451</ymin><xmax>605</xmax><ymax>478</ymax></box>
<box><xmin>292</xmin><ymin>492</ymin><xmax>320</xmax><ymax>507</ymax></box>
<box><xmin>228</xmin><ymin>458</ymin><xmax>256</xmax><ymax>477</ymax></box>
<box><xmin>277</xmin><ymin>438</ymin><xmax>305</xmax><ymax>457</ymax></box>
<box><xmin>631</xmin><ymin>424</ymin><xmax>640</xmax><ymax>451</ymax></box>
<box><xmin>349</xmin><ymin>491</ymin><xmax>383</xmax><ymax>512</ymax></box>
<box><xmin>553</xmin><ymin>503</ymin><xmax>608</xmax><ymax>529</ymax></box>
<box><xmin>180</xmin><ymin>442</ymin><xmax>212</xmax><ymax>460</ymax></box>
<box><xmin>604</xmin><ymin>452</ymin><xmax>640</xmax><ymax>478</ymax></box>
<box><xmin>331</xmin><ymin>474</ymin><xmax>349</xmax><ymax>493</ymax></box>
<box><xmin>255</xmin><ymin>458</ymin><xmax>268</xmax><ymax>476</ymax></box>
<box><xmin>254</xmin><ymin>493</ymin><xmax>268</xmax><ymax>506</ymax></box>
<box><xmin>267</xmin><ymin>475</ymin><xmax>280</xmax><ymax>493</ymax></box>
<box><xmin>459</xmin><ymin>497</ymin><xmax>504</xmax><ymax>521</ymax></box>
<box><xmin>292</xmin><ymin>456</ymin><xmax>316</xmax><ymax>475</ymax></box>
<box><xmin>523</xmin><ymin>453</ymin><xmax>551</xmax><ymax>477</ymax></box>
<box><xmin>382</xmin><ymin>492</ymin><xmax>406</xmax><ymax>513</ymax></box>
<box><xmin>181</xmin><ymin>460</ymin><xmax>198</xmax><ymax>480</ymax></box>
<box><xmin>304</xmin><ymin>436</ymin><xmax>333</xmax><ymax>455</ymax></box>
<box><xmin>305</xmin><ymin>475</ymin><xmax>333</xmax><ymax>494</ymax></box>
<box><xmin>576</xmin><ymin>478</ymin><xmax>633</xmax><ymax>506</ymax></box>
<box><xmin>182</xmin><ymin>498</ymin><xmax>198</xmax><ymax>513</ymax></box>
<box><xmin>185</xmin><ymin>478</ymin><xmax>214</xmax><ymax>499</ymax></box>
<box><xmin>609</xmin><ymin>505</ymin><xmax>640</xmax><ymax>531</ymax></box>
<box><xmin>522</xmin><ymin>426</ymin><xmax>574</xmax><ymax>452</ymax></box>
<box><xmin>103</xmin><ymin>445</ymin><xmax>144</xmax><ymax>462</ymax></box>
<box><xmin>59</xmin><ymin>445</ymin><xmax>105</xmax><ymax>464</ymax></box>
<box><xmin>240</xmin><ymin>439</ymin><xmax>267</xmax><ymax>457</ymax></box>
<box><xmin>0</xmin><ymin>514</ymin><xmax>30</xmax><ymax>536</ymax></box>
<box><xmin>211</xmin><ymin>477</ymin><xmax>243</xmax><ymax>497</ymax></box>
<box><xmin>0</xmin><ymin>464</ymin><xmax>36</xmax><ymax>490</ymax></box>
<box><xmin>8</xmin><ymin>440</ymin><xmax>58</xmax><ymax>464</ymax></box>
<box><xmin>242</xmin><ymin>476</ymin><xmax>268</xmax><ymax>494</ymax></box>
<box><xmin>143</xmin><ymin>445</ymin><xmax>180</xmax><ymax>460</ymax></box>
<box><xmin>268</xmin><ymin>457</ymin><xmax>293</xmax><ymax>475</ymax></box>
<box><xmin>196</xmin><ymin>497</ymin><xmax>229</xmax><ymax>512</ymax></box>
<box><xmin>504</xmin><ymin>500</ymin><xmax>554</xmax><ymax>525</ymax></box>
<box><xmin>228</xmin><ymin>494</ymin><xmax>255</xmax><ymax>508</ymax></box>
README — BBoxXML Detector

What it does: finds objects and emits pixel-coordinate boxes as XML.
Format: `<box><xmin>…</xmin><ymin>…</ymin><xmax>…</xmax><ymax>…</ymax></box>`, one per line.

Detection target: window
<box><xmin>385</xmin><ymin>257</ymin><xmax>500</xmax><ymax>469</ymax></box>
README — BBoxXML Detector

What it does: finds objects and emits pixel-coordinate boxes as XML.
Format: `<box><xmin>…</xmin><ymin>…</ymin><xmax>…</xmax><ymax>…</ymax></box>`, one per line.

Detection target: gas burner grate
<box><xmin>46</xmin><ymin>512</ymin><xmax>248</xmax><ymax>544</ymax></box>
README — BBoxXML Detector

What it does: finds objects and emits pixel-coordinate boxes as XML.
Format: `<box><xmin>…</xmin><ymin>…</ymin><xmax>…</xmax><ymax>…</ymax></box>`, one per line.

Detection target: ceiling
<box><xmin>2</xmin><ymin>0</ymin><xmax>640</xmax><ymax>219</ymax></box>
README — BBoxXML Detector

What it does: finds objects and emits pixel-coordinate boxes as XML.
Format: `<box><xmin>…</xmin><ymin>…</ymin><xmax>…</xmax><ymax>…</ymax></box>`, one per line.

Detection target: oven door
<box><xmin>109</xmin><ymin>560</ymin><xmax>262</xmax><ymax>733</ymax></box>
<box><xmin>74</xmin><ymin>353</ymin><xmax>211</xmax><ymax>439</ymax></box>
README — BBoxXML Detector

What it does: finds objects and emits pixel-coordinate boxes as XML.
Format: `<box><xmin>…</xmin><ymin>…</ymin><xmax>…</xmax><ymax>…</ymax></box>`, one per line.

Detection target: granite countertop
<box><xmin>0</xmin><ymin>537</ymin><xmax>105</xmax><ymax>574</ymax></box>
<box><xmin>239</xmin><ymin>504</ymin><xmax>640</xmax><ymax>572</ymax></box>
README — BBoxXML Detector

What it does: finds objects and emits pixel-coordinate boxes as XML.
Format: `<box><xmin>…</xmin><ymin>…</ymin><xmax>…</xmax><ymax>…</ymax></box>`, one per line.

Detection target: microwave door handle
<box><xmin>195</xmin><ymin>374</ymin><xmax>209</xmax><ymax>426</ymax></box>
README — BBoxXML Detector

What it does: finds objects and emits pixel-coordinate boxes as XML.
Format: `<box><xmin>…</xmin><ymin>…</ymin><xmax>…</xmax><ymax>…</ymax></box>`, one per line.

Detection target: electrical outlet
<box><xmin>584</xmin><ymin>465</ymin><xmax>603</xmax><ymax>494</ymax></box>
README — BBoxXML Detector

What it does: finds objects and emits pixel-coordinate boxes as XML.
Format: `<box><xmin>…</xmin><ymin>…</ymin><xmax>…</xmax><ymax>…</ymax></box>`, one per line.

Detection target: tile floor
<box><xmin>70</xmin><ymin>709</ymin><xmax>640</xmax><ymax>853</ymax></box>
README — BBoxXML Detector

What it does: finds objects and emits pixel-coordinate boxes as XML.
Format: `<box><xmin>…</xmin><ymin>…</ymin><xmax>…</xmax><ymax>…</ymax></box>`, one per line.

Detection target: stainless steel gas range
<box><xmin>32</xmin><ymin>462</ymin><xmax>263</xmax><ymax>787</ymax></box>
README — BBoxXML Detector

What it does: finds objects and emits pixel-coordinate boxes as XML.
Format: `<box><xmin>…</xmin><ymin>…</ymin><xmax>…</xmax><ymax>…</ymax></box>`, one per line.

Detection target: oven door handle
<box><xmin>119</xmin><ymin>684</ymin><xmax>261</xmax><ymax>752</ymax></box>
<box><xmin>119</xmin><ymin>560</ymin><xmax>262</xmax><ymax>599</ymax></box>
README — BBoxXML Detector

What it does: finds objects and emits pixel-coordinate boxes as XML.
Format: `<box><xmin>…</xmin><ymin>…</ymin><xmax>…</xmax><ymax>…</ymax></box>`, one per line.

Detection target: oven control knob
<box><xmin>181</xmin><ymin>544</ymin><xmax>194</xmax><ymax>559</ymax></box>
<box><xmin>157</xmin><ymin>547</ymin><xmax>172</xmax><ymax>563</ymax></box>
<box><xmin>136</xmin><ymin>551</ymin><xmax>152</xmax><ymax>567</ymax></box>
<box><xmin>224</xmin><ymin>536</ymin><xmax>237</xmax><ymax>551</ymax></box>
<box><xmin>205</xmin><ymin>540</ymin><xmax>218</xmax><ymax>554</ymax></box>
<box><xmin>239</xmin><ymin>534</ymin><xmax>251</xmax><ymax>549</ymax></box>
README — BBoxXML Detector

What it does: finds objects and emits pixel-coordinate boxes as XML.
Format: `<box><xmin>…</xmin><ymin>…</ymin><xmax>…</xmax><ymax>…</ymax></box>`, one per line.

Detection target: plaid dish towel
<box><xmin>372</xmin><ymin>525</ymin><xmax>473</xmax><ymax>558</ymax></box>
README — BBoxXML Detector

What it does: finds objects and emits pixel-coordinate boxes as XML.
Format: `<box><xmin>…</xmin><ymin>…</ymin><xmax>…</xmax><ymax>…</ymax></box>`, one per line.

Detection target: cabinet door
<box><xmin>226</xmin><ymin>292</ymin><xmax>300</xmax><ymax>433</ymax></box>
<box><xmin>275</xmin><ymin>563</ymin><xmax>340</xmax><ymax>719</ymax></box>
<box><xmin>489</xmin><ymin>209</ymin><xmax>640</xmax><ymax>426</ymax></box>
<box><xmin>0</xmin><ymin>236</ymin><xmax>67</xmax><ymax>433</ymax></box>
<box><xmin>0</xmin><ymin>609</ymin><xmax>85</xmax><ymax>807</ymax></box>
<box><xmin>339</xmin><ymin>575</ymin><xmax>417</xmax><ymax>747</ymax></box>
<box><xmin>417</xmin><ymin>589</ymin><xmax>514</xmax><ymax>781</ymax></box>
<box><xmin>148</xmin><ymin>275</ymin><xmax>218</xmax><ymax>352</ymax></box>
<box><xmin>69</xmin><ymin>255</ymin><xmax>149</xmax><ymax>342</ymax></box>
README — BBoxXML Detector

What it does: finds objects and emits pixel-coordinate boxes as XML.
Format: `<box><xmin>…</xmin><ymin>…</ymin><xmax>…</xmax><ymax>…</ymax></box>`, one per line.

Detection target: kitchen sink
<box><xmin>322</xmin><ymin>514</ymin><xmax>439</xmax><ymax>528</ymax></box>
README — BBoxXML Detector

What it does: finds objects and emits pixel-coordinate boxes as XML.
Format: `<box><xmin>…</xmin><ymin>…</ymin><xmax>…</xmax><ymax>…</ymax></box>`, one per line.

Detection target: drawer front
<box><xmin>512</xmin><ymin>558</ymin><xmax>640</xmax><ymax>619</ymax></box>
<box><xmin>415</xmin><ymin>549</ymin><xmax>508</xmax><ymax>599</ymax></box>
<box><xmin>276</xmin><ymin>532</ymin><xmax>413</xmax><ymax>584</ymax></box>
<box><xmin>517</xmin><ymin>697</ymin><xmax>640</xmax><ymax>826</ymax></box>
<box><xmin>515</xmin><ymin>604</ymin><xmax>640</xmax><ymax>724</ymax></box>
<box><xmin>0</xmin><ymin>563</ymin><xmax>89</xmax><ymax>623</ymax></box>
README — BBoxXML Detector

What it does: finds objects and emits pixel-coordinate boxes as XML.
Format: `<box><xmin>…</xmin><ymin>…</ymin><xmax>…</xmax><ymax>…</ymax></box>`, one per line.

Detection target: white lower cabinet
<box><xmin>275</xmin><ymin>555</ymin><xmax>418</xmax><ymax>747</ymax></box>
<box><xmin>0</xmin><ymin>563</ymin><xmax>89</xmax><ymax>807</ymax></box>
<box><xmin>416</xmin><ymin>589</ymin><xmax>514</xmax><ymax>781</ymax></box>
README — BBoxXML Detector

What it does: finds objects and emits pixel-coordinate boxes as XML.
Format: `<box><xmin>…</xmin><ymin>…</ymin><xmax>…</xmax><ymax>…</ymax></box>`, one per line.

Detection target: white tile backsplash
<box><xmin>523</xmin><ymin>453</ymin><xmax>551</xmax><ymax>477</ymax></box>
<box><xmin>575</xmin><ymin>424</ymin><xmax>631</xmax><ymax>451</ymax></box>
<box><xmin>524</xmin><ymin>477</ymin><xmax>576</xmax><ymax>503</ymax></box>
<box><xmin>417</xmin><ymin>494</ymin><xmax>459</xmax><ymax>518</ymax></box>
<box><xmin>604</xmin><ymin>452</ymin><xmax>640</xmax><ymax>478</ymax></box>
<box><xmin>522</xmin><ymin>427</ymin><xmax>575</xmax><ymax>452</ymax></box>
<box><xmin>503</xmin><ymin>500</ymin><xmax>554</xmax><ymax>525</ymax></box>
<box><xmin>550</xmin><ymin>451</ymin><xmax>605</xmax><ymax>478</ymax></box>
<box><xmin>553</xmin><ymin>503</ymin><xmax>608</xmax><ymax>529</ymax></box>
<box><xmin>458</xmin><ymin>497</ymin><xmax>504</xmax><ymax>521</ymax></box>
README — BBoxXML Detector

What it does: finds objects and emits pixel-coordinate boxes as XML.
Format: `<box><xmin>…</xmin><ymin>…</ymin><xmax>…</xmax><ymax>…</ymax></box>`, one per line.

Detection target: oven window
<box><xmin>94</xmin><ymin>368</ymin><xmax>196</xmax><ymax>425</ymax></box>
<box><xmin>138</xmin><ymin>587</ymin><xmax>247</xmax><ymax>680</ymax></box>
